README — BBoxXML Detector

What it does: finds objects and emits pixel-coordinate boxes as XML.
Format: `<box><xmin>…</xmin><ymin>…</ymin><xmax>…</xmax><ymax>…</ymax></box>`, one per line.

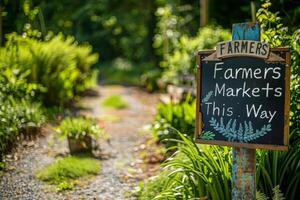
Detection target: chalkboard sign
<box><xmin>195</xmin><ymin>48</ymin><xmax>291</xmax><ymax>150</ymax></box>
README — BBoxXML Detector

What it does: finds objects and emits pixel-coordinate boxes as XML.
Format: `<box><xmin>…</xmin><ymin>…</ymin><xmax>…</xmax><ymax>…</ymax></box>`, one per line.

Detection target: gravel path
<box><xmin>0</xmin><ymin>85</ymin><xmax>159</xmax><ymax>200</ymax></box>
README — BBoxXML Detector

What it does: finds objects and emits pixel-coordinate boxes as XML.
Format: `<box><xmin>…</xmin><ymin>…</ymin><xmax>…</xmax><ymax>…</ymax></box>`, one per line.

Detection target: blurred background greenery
<box><xmin>2</xmin><ymin>0</ymin><xmax>299</xmax><ymax>89</ymax></box>
<box><xmin>0</xmin><ymin>0</ymin><xmax>300</xmax><ymax>199</ymax></box>
<box><xmin>1</xmin><ymin>0</ymin><xmax>299</xmax><ymax>62</ymax></box>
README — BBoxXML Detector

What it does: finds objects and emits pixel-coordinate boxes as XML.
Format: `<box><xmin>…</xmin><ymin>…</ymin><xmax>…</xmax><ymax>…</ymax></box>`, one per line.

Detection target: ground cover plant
<box><xmin>36</xmin><ymin>155</ymin><xmax>100</xmax><ymax>191</ymax></box>
<box><xmin>102</xmin><ymin>95</ymin><xmax>129</xmax><ymax>109</ymax></box>
<box><xmin>98</xmin><ymin>114</ymin><xmax>121</xmax><ymax>123</ymax></box>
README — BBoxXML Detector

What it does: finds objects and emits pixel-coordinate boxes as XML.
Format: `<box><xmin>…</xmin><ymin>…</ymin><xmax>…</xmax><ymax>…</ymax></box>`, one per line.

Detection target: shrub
<box><xmin>102</xmin><ymin>95</ymin><xmax>129</xmax><ymax>109</ymax></box>
<box><xmin>0</xmin><ymin>33</ymin><xmax>98</xmax><ymax>106</ymax></box>
<box><xmin>0</xmin><ymin>100</ymin><xmax>45</xmax><ymax>157</ymax></box>
<box><xmin>0</xmin><ymin>59</ymin><xmax>45</xmax><ymax>158</ymax></box>
<box><xmin>160</xmin><ymin>26</ymin><xmax>231</xmax><ymax>86</ymax></box>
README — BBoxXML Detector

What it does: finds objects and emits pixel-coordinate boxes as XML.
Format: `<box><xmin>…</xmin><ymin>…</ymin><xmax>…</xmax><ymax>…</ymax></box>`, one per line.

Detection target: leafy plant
<box><xmin>1</xmin><ymin>33</ymin><xmax>98</xmax><ymax>106</ymax></box>
<box><xmin>257</xmin><ymin>0</ymin><xmax>300</xmax><ymax>129</ymax></box>
<box><xmin>145</xmin><ymin>132</ymin><xmax>232</xmax><ymax>200</ymax></box>
<box><xmin>102</xmin><ymin>95</ymin><xmax>129</xmax><ymax>109</ymax></box>
<box><xmin>152</xmin><ymin>97</ymin><xmax>195</xmax><ymax>147</ymax></box>
<box><xmin>158</xmin><ymin>26</ymin><xmax>231</xmax><ymax>86</ymax></box>
<box><xmin>256</xmin><ymin>185</ymin><xmax>285</xmax><ymax>200</ymax></box>
<box><xmin>36</xmin><ymin>155</ymin><xmax>100</xmax><ymax>191</ymax></box>
<box><xmin>57</xmin><ymin>117</ymin><xmax>104</xmax><ymax>140</ymax></box>
<box><xmin>0</xmin><ymin>53</ymin><xmax>45</xmax><ymax>158</ymax></box>
<box><xmin>255</xmin><ymin>1</ymin><xmax>300</xmax><ymax>199</ymax></box>
<box><xmin>136</xmin><ymin>172</ymin><xmax>169</xmax><ymax>200</ymax></box>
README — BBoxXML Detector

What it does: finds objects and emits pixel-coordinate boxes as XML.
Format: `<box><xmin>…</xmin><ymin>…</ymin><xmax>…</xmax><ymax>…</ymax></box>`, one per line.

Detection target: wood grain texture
<box><xmin>284</xmin><ymin>51</ymin><xmax>291</xmax><ymax>146</ymax></box>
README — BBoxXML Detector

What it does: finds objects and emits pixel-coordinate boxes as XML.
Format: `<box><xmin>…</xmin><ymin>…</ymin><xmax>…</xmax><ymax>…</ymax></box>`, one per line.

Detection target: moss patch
<box><xmin>99</xmin><ymin>114</ymin><xmax>121</xmax><ymax>122</ymax></box>
<box><xmin>36</xmin><ymin>155</ymin><xmax>100</xmax><ymax>191</ymax></box>
<box><xmin>102</xmin><ymin>95</ymin><xmax>129</xmax><ymax>109</ymax></box>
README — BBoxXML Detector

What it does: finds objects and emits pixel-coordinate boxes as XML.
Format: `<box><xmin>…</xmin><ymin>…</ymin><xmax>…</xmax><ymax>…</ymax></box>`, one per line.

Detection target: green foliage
<box><xmin>139</xmin><ymin>133</ymin><xmax>293</xmax><ymax>200</ymax></box>
<box><xmin>36</xmin><ymin>0</ymin><xmax>157</xmax><ymax>62</ymax></box>
<box><xmin>257</xmin><ymin>191</ymin><xmax>270</xmax><ymax>200</ymax></box>
<box><xmin>141</xmin><ymin>69</ymin><xmax>162</xmax><ymax>92</ymax></box>
<box><xmin>142</xmin><ymin>133</ymin><xmax>231</xmax><ymax>200</ymax></box>
<box><xmin>0</xmin><ymin>100</ymin><xmax>45</xmax><ymax>156</ymax></box>
<box><xmin>152</xmin><ymin>98</ymin><xmax>195</xmax><ymax>147</ymax></box>
<box><xmin>136</xmin><ymin>172</ymin><xmax>169</xmax><ymax>200</ymax></box>
<box><xmin>0</xmin><ymin>52</ymin><xmax>45</xmax><ymax>158</ymax></box>
<box><xmin>256</xmin><ymin>129</ymin><xmax>300</xmax><ymax>200</ymax></box>
<box><xmin>100</xmin><ymin>59</ymin><xmax>155</xmax><ymax>86</ymax></box>
<box><xmin>36</xmin><ymin>155</ymin><xmax>100</xmax><ymax>191</ymax></box>
<box><xmin>57</xmin><ymin>117</ymin><xmax>104</xmax><ymax>140</ymax></box>
<box><xmin>102</xmin><ymin>95</ymin><xmax>129</xmax><ymax>110</ymax></box>
<box><xmin>257</xmin><ymin>0</ymin><xmax>300</xmax><ymax>129</ymax></box>
<box><xmin>272</xmin><ymin>186</ymin><xmax>285</xmax><ymax>200</ymax></box>
<box><xmin>158</xmin><ymin>26</ymin><xmax>231</xmax><ymax>86</ymax></box>
<box><xmin>1</xmin><ymin>33</ymin><xmax>98</xmax><ymax>106</ymax></box>
<box><xmin>153</xmin><ymin>4</ymin><xmax>196</xmax><ymax>60</ymax></box>
<box><xmin>255</xmin><ymin>2</ymin><xmax>300</xmax><ymax>200</ymax></box>
<box><xmin>256</xmin><ymin>186</ymin><xmax>285</xmax><ymax>200</ymax></box>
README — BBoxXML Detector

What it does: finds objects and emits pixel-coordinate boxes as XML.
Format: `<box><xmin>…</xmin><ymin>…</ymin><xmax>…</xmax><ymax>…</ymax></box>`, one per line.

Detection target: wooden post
<box><xmin>251</xmin><ymin>1</ymin><xmax>256</xmax><ymax>22</ymax></box>
<box><xmin>0</xmin><ymin>6</ymin><xmax>3</xmax><ymax>46</ymax></box>
<box><xmin>231</xmin><ymin>22</ymin><xmax>260</xmax><ymax>200</ymax></box>
<box><xmin>200</xmin><ymin>0</ymin><xmax>209</xmax><ymax>27</ymax></box>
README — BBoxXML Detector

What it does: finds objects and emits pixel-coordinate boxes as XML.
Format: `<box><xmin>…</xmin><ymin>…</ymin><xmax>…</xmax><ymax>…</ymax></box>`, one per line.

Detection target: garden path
<box><xmin>0</xmin><ymin>85</ymin><xmax>160</xmax><ymax>200</ymax></box>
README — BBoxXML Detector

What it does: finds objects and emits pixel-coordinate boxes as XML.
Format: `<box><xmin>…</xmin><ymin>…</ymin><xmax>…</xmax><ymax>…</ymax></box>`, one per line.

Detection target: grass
<box><xmin>36</xmin><ymin>155</ymin><xmax>100</xmax><ymax>191</ymax></box>
<box><xmin>102</xmin><ymin>95</ymin><xmax>129</xmax><ymax>109</ymax></box>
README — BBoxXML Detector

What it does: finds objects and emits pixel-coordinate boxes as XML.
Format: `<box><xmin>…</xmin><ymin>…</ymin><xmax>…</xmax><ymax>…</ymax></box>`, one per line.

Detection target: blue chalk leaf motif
<box><xmin>209</xmin><ymin>117</ymin><xmax>272</xmax><ymax>143</ymax></box>
<box><xmin>202</xmin><ymin>91</ymin><xmax>213</xmax><ymax>103</ymax></box>
<box><xmin>200</xmin><ymin>131</ymin><xmax>215</xmax><ymax>140</ymax></box>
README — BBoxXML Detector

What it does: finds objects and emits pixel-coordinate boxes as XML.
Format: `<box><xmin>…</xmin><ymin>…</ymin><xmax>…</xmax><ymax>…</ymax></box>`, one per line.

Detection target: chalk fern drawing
<box><xmin>200</xmin><ymin>131</ymin><xmax>215</xmax><ymax>140</ymax></box>
<box><xmin>202</xmin><ymin>91</ymin><xmax>213</xmax><ymax>103</ymax></box>
<box><xmin>209</xmin><ymin>117</ymin><xmax>272</xmax><ymax>143</ymax></box>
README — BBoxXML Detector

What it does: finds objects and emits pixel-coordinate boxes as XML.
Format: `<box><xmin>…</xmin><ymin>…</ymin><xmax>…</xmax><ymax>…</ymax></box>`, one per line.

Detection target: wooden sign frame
<box><xmin>195</xmin><ymin>48</ymin><xmax>291</xmax><ymax>150</ymax></box>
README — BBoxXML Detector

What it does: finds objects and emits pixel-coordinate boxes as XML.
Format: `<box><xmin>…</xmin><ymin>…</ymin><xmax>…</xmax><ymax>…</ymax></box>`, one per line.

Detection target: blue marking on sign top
<box><xmin>232</xmin><ymin>23</ymin><xmax>260</xmax><ymax>41</ymax></box>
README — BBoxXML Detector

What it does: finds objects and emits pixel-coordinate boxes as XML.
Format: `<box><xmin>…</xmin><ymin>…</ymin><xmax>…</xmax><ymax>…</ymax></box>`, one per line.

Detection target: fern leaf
<box><xmin>256</xmin><ymin>191</ymin><xmax>269</xmax><ymax>200</ymax></box>
<box><xmin>272</xmin><ymin>185</ymin><xmax>285</xmax><ymax>200</ymax></box>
